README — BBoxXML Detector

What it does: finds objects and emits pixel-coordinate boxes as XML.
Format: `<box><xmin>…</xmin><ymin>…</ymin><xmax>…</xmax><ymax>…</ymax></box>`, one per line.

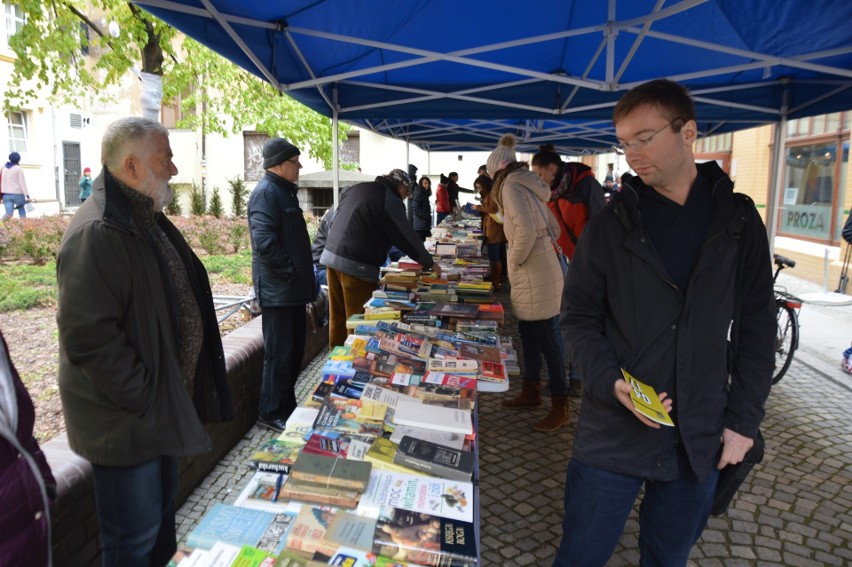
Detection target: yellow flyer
<box><xmin>621</xmin><ymin>369</ymin><xmax>675</xmax><ymax>427</ymax></box>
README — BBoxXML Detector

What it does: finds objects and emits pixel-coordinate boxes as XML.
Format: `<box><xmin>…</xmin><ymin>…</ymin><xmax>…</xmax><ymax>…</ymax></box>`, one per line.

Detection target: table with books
<box><xmin>170</xmin><ymin>221</ymin><xmax>513</xmax><ymax>566</ymax></box>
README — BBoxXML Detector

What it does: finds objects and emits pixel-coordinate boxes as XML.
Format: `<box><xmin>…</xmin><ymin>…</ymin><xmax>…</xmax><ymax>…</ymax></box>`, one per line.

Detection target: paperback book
<box><xmin>248</xmin><ymin>438</ymin><xmax>305</xmax><ymax>473</ymax></box>
<box><xmin>186</xmin><ymin>503</ymin><xmax>276</xmax><ymax>551</ymax></box>
<box><xmin>392</xmin><ymin>402</ymin><xmax>473</xmax><ymax>436</ymax></box>
<box><xmin>372</xmin><ymin>506</ymin><xmax>477</xmax><ymax>567</ymax></box>
<box><xmin>392</xmin><ymin>436</ymin><xmax>476</xmax><ymax>482</ymax></box>
<box><xmin>358</xmin><ymin>471</ymin><xmax>474</xmax><ymax>523</ymax></box>
<box><xmin>313</xmin><ymin>398</ymin><xmax>388</xmax><ymax>438</ymax></box>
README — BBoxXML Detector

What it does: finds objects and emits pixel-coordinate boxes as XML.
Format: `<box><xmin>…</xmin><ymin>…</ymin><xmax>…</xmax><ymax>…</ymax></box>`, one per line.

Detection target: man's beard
<box><xmin>141</xmin><ymin>169</ymin><xmax>174</xmax><ymax>211</ymax></box>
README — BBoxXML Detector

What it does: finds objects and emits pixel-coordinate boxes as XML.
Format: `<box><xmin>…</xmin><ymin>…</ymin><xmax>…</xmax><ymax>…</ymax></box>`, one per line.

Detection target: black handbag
<box><xmin>711</xmin><ymin>429</ymin><xmax>765</xmax><ymax>516</ymax></box>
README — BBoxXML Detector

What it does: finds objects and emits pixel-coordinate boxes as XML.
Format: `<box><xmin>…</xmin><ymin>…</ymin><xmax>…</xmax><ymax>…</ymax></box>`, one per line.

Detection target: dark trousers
<box><xmin>92</xmin><ymin>456</ymin><xmax>179</xmax><ymax>567</ymax></box>
<box><xmin>259</xmin><ymin>304</ymin><xmax>306</xmax><ymax>420</ymax></box>
<box><xmin>518</xmin><ymin>315</ymin><xmax>568</xmax><ymax>396</ymax></box>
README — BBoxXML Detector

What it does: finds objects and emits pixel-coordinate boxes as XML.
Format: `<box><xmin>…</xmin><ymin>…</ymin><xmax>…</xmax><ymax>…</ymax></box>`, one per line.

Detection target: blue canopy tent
<box><xmin>133</xmin><ymin>0</ymin><xmax>852</xmax><ymax>240</ymax></box>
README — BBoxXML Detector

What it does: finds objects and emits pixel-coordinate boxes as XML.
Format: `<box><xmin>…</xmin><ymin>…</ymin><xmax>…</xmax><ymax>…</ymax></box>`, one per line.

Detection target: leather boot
<box><xmin>491</xmin><ymin>261</ymin><xmax>503</xmax><ymax>291</ymax></box>
<box><xmin>499</xmin><ymin>380</ymin><xmax>542</xmax><ymax>409</ymax></box>
<box><xmin>533</xmin><ymin>395</ymin><xmax>570</xmax><ymax>432</ymax></box>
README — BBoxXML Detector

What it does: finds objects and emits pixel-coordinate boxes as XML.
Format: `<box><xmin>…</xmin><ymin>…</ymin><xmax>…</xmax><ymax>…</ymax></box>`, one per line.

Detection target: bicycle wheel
<box><xmin>772</xmin><ymin>302</ymin><xmax>799</xmax><ymax>384</ymax></box>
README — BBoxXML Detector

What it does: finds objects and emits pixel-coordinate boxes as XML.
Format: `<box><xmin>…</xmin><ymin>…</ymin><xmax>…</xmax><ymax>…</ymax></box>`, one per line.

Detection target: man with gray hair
<box><xmin>56</xmin><ymin>117</ymin><xmax>232</xmax><ymax>565</ymax></box>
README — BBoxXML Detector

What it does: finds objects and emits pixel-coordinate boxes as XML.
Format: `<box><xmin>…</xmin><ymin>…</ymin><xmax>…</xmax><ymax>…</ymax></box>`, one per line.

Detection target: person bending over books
<box><xmin>471</xmin><ymin>174</ymin><xmax>507</xmax><ymax>291</ymax></box>
<box><xmin>553</xmin><ymin>79</ymin><xmax>775</xmax><ymax>566</ymax></box>
<box><xmin>486</xmin><ymin>134</ymin><xmax>569</xmax><ymax>433</ymax></box>
<box><xmin>320</xmin><ymin>168</ymin><xmax>440</xmax><ymax>347</ymax></box>
<box><xmin>56</xmin><ymin>118</ymin><xmax>233</xmax><ymax>566</ymax></box>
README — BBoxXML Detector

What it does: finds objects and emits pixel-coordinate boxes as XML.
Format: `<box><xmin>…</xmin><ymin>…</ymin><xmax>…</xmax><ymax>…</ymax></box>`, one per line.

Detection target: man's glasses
<box><xmin>612</xmin><ymin>117</ymin><xmax>684</xmax><ymax>155</ymax></box>
<box><xmin>287</xmin><ymin>157</ymin><xmax>301</xmax><ymax>165</ymax></box>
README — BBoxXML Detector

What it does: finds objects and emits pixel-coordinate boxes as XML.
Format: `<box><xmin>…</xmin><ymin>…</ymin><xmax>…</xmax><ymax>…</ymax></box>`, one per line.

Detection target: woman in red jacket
<box><xmin>435</xmin><ymin>174</ymin><xmax>452</xmax><ymax>225</ymax></box>
<box><xmin>531</xmin><ymin>144</ymin><xmax>606</xmax><ymax>398</ymax></box>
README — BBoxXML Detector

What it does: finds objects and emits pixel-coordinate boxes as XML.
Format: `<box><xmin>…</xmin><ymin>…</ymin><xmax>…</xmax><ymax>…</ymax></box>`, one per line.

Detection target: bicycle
<box><xmin>771</xmin><ymin>254</ymin><xmax>802</xmax><ymax>384</ymax></box>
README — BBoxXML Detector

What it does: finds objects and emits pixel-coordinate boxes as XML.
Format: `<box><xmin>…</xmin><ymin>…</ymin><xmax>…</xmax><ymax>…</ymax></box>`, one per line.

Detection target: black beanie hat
<box><xmin>262</xmin><ymin>138</ymin><xmax>300</xmax><ymax>169</ymax></box>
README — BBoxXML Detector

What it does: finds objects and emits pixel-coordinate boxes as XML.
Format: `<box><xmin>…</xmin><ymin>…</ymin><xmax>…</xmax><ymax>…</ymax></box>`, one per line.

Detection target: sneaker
<box><xmin>568</xmin><ymin>380</ymin><xmax>584</xmax><ymax>398</ymax></box>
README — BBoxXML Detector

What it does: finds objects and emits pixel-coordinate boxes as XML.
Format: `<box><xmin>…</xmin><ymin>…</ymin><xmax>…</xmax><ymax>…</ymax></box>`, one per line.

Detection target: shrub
<box><xmin>166</xmin><ymin>183</ymin><xmax>183</xmax><ymax>215</ymax></box>
<box><xmin>0</xmin><ymin>217</ymin><xmax>68</xmax><ymax>265</ymax></box>
<box><xmin>228</xmin><ymin>223</ymin><xmax>248</xmax><ymax>253</ymax></box>
<box><xmin>189</xmin><ymin>183</ymin><xmax>206</xmax><ymax>216</ymax></box>
<box><xmin>228</xmin><ymin>176</ymin><xmax>248</xmax><ymax>217</ymax></box>
<box><xmin>304</xmin><ymin>212</ymin><xmax>320</xmax><ymax>243</ymax></box>
<box><xmin>208</xmin><ymin>186</ymin><xmax>224</xmax><ymax>218</ymax></box>
<box><xmin>198</xmin><ymin>220</ymin><xmax>226</xmax><ymax>256</ymax></box>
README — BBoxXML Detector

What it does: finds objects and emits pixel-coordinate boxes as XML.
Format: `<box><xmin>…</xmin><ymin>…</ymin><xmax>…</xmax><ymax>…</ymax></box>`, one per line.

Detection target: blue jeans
<box><xmin>553</xmin><ymin>457</ymin><xmax>718</xmax><ymax>567</ymax></box>
<box><xmin>92</xmin><ymin>456</ymin><xmax>180</xmax><ymax>567</ymax></box>
<box><xmin>2</xmin><ymin>193</ymin><xmax>27</xmax><ymax>218</ymax></box>
<box><xmin>518</xmin><ymin>315</ymin><xmax>567</xmax><ymax>396</ymax></box>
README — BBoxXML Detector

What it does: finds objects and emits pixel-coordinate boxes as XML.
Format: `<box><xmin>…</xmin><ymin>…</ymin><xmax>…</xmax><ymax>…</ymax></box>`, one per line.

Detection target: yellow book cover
<box><xmin>620</xmin><ymin>369</ymin><xmax>675</xmax><ymax>427</ymax></box>
<box><xmin>363</xmin><ymin>310</ymin><xmax>401</xmax><ymax>321</ymax></box>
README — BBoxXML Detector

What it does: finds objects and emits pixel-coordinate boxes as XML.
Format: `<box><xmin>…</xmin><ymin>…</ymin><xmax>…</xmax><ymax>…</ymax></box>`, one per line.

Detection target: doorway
<box><xmin>63</xmin><ymin>142</ymin><xmax>81</xmax><ymax>207</ymax></box>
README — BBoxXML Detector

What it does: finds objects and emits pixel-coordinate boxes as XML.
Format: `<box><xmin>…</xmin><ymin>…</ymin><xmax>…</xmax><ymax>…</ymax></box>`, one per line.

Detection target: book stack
<box><xmin>278</xmin><ymin>452</ymin><xmax>373</xmax><ymax>509</ymax></box>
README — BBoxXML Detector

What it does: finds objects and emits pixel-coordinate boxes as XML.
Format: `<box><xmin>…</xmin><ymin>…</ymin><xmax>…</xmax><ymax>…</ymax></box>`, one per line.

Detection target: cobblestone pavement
<box><xmin>177</xmin><ymin>278</ymin><xmax>852</xmax><ymax>566</ymax></box>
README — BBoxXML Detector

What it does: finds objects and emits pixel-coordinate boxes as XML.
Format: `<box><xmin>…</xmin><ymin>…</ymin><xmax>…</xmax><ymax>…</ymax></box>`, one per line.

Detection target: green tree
<box><xmin>189</xmin><ymin>183</ymin><xmax>206</xmax><ymax>216</ymax></box>
<box><xmin>227</xmin><ymin>175</ymin><xmax>248</xmax><ymax>217</ymax></box>
<box><xmin>4</xmin><ymin>1</ymin><xmax>346</xmax><ymax>168</ymax></box>
<box><xmin>208</xmin><ymin>185</ymin><xmax>224</xmax><ymax>218</ymax></box>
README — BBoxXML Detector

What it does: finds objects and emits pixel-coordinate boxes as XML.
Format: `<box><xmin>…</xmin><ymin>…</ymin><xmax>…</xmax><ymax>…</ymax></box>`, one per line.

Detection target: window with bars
<box><xmin>7</xmin><ymin>110</ymin><xmax>28</xmax><ymax>153</ymax></box>
<box><xmin>311</xmin><ymin>188</ymin><xmax>334</xmax><ymax>217</ymax></box>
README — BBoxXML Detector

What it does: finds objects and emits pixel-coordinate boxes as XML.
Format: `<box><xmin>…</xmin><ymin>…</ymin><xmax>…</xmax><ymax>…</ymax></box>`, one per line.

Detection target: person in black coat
<box><xmin>247</xmin><ymin>138</ymin><xmax>315</xmax><ymax>432</ymax></box>
<box><xmin>553</xmin><ymin>79</ymin><xmax>776</xmax><ymax>566</ymax></box>
<box><xmin>408</xmin><ymin>176</ymin><xmax>433</xmax><ymax>241</ymax></box>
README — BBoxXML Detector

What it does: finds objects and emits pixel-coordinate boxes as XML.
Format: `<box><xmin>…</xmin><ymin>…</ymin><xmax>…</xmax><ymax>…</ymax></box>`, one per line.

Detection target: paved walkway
<box><xmin>176</xmin><ymin>274</ymin><xmax>852</xmax><ymax>566</ymax></box>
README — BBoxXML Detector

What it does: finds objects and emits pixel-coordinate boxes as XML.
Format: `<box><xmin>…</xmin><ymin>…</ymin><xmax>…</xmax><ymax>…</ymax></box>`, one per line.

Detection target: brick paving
<box><xmin>177</xmin><ymin>284</ymin><xmax>852</xmax><ymax>566</ymax></box>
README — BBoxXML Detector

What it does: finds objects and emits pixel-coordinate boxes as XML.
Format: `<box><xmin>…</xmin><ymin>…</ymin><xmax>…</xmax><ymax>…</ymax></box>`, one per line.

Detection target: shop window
<box><xmin>779</xmin><ymin>141</ymin><xmax>843</xmax><ymax>240</ymax></box>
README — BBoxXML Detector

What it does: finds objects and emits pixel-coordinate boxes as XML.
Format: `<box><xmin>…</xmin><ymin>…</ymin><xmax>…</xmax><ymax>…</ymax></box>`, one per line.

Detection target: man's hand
<box><xmin>613</xmin><ymin>379</ymin><xmax>672</xmax><ymax>429</ymax></box>
<box><xmin>717</xmin><ymin>429</ymin><xmax>754</xmax><ymax>469</ymax></box>
<box><xmin>431</xmin><ymin>263</ymin><xmax>442</xmax><ymax>277</ymax></box>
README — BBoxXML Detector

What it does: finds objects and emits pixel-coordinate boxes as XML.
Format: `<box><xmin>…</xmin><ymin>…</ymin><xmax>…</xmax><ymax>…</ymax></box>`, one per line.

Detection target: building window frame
<box><xmin>7</xmin><ymin>109</ymin><xmax>28</xmax><ymax>154</ymax></box>
<box><xmin>4</xmin><ymin>2</ymin><xmax>25</xmax><ymax>47</ymax></box>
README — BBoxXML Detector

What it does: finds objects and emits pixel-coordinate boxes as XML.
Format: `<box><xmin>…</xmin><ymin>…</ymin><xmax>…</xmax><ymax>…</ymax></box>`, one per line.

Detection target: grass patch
<box><xmin>0</xmin><ymin>262</ymin><xmax>57</xmax><ymax>312</ymax></box>
<box><xmin>200</xmin><ymin>249</ymin><xmax>253</xmax><ymax>286</ymax></box>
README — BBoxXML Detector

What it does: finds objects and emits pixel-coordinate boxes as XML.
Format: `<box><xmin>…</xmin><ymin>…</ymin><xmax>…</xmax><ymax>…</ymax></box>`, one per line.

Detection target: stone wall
<box><xmin>41</xmin><ymin>313</ymin><xmax>328</xmax><ymax>566</ymax></box>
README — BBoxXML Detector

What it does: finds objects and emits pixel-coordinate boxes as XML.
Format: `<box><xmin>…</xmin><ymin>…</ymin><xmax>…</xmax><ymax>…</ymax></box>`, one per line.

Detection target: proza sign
<box><xmin>783</xmin><ymin>205</ymin><xmax>829</xmax><ymax>238</ymax></box>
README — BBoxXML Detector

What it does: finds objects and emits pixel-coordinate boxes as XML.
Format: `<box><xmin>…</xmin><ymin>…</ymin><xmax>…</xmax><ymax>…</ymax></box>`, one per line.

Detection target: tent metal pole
<box><xmin>766</xmin><ymin>81</ymin><xmax>790</xmax><ymax>252</ymax></box>
<box><xmin>333</xmin><ymin>86</ymin><xmax>340</xmax><ymax>211</ymax></box>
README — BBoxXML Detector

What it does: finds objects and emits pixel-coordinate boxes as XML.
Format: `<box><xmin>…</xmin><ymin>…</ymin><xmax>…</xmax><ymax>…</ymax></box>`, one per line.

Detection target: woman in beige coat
<box><xmin>488</xmin><ymin>134</ymin><xmax>569</xmax><ymax>432</ymax></box>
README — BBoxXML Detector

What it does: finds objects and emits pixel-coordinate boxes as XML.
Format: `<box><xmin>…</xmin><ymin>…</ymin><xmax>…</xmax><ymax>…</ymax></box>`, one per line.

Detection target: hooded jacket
<box><xmin>247</xmin><ymin>171</ymin><xmax>315</xmax><ymax>307</ymax></box>
<box><xmin>495</xmin><ymin>165</ymin><xmax>563</xmax><ymax>321</ymax></box>
<box><xmin>0</xmin><ymin>332</ymin><xmax>55</xmax><ymax>567</ymax></box>
<box><xmin>407</xmin><ymin>182</ymin><xmax>433</xmax><ymax>231</ymax></box>
<box><xmin>546</xmin><ymin>162</ymin><xmax>606</xmax><ymax>260</ymax></box>
<box><xmin>56</xmin><ymin>169</ymin><xmax>232</xmax><ymax>467</ymax></box>
<box><xmin>320</xmin><ymin>175</ymin><xmax>435</xmax><ymax>282</ymax></box>
<box><xmin>564</xmin><ymin>161</ymin><xmax>776</xmax><ymax>482</ymax></box>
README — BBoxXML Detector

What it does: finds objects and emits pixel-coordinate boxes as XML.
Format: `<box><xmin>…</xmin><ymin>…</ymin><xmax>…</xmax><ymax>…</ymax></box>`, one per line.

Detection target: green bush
<box><xmin>209</xmin><ymin>186</ymin><xmax>224</xmax><ymax>218</ymax></box>
<box><xmin>229</xmin><ymin>223</ymin><xmax>248</xmax><ymax>253</ymax></box>
<box><xmin>228</xmin><ymin>176</ymin><xmax>248</xmax><ymax>217</ymax></box>
<box><xmin>189</xmin><ymin>183</ymin><xmax>206</xmax><ymax>216</ymax></box>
